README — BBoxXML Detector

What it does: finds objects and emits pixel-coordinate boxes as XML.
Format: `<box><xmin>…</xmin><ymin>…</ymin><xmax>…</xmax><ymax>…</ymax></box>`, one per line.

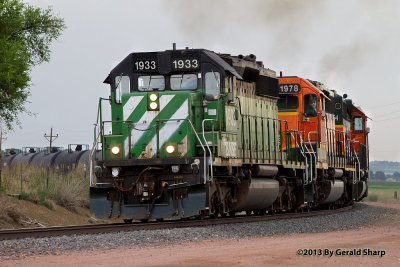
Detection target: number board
<box><xmin>171</xmin><ymin>58</ymin><xmax>200</xmax><ymax>71</ymax></box>
<box><xmin>134</xmin><ymin>60</ymin><xmax>157</xmax><ymax>71</ymax></box>
<box><xmin>279</xmin><ymin>84</ymin><xmax>301</xmax><ymax>93</ymax></box>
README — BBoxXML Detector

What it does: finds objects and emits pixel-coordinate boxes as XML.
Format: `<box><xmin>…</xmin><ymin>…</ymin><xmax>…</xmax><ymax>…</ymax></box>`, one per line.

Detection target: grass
<box><xmin>0</xmin><ymin>164</ymin><xmax>89</xmax><ymax>211</ymax></box>
<box><xmin>364</xmin><ymin>180</ymin><xmax>400</xmax><ymax>204</ymax></box>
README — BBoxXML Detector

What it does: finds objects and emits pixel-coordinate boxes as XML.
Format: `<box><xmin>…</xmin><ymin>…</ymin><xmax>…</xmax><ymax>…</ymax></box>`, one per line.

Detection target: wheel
<box><xmin>156</xmin><ymin>218</ymin><xmax>164</xmax><ymax>222</ymax></box>
<box><xmin>246</xmin><ymin>210</ymin><xmax>252</xmax><ymax>216</ymax></box>
<box><xmin>123</xmin><ymin>219</ymin><xmax>133</xmax><ymax>224</ymax></box>
<box><xmin>140</xmin><ymin>219</ymin><xmax>149</xmax><ymax>223</ymax></box>
<box><xmin>229</xmin><ymin>211</ymin><xmax>236</xmax><ymax>217</ymax></box>
<box><xmin>196</xmin><ymin>214</ymin><xmax>205</xmax><ymax>220</ymax></box>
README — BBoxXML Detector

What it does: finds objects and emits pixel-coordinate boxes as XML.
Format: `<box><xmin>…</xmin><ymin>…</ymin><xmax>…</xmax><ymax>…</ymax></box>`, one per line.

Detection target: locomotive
<box><xmin>89</xmin><ymin>46</ymin><xmax>369</xmax><ymax>220</ymax></box>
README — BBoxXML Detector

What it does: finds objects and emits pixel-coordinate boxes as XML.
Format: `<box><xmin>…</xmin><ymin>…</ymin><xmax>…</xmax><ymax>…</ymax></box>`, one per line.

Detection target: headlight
<box><xmin>111</xmin><ymin>146</ymin><xmax>120</xmax><ymax>155</ymax></box>
<box><xmin>166</xmin><ymin>145</ymin><xmax>175</xmax><ymax>154</ymax></box>
<box><xmin>149</xmin><ymin>94</ymin><xmax>158</xmax><ymax>101</ymax></box>
<box><xmin>111</xmin><ymin>167</ymin><xmax>120</xmax><ymax>177</ymax></box>
<box><xmin>149</xmin><ymin>102</ymin><xmax>158</xmax><ymax>110</ymax></box>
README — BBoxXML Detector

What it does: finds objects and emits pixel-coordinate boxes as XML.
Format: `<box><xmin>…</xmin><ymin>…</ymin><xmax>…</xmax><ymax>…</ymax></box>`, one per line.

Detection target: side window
<box><xmin>354</xmin><ymin>117</ymin><xmax>363</xmax><ymax>133</ymax></box>
<box><xmin>115</xmin><ymin>76</ymin><xmax>130</xmax><ymax>104</ymax></box>
<box><xmin>304</xmin><ymin>94</ymin><xmax>318</xmax><ymax>117</ymax></box>
<box><xmin>205</xmin><ymin>71</ymin><xmax>220</xmax><ymax>99</ymax></box>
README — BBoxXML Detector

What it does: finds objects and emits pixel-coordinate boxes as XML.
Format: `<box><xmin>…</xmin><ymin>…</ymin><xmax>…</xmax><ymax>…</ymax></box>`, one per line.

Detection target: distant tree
<box><xmin>393</xmin><ymin>171</ymin><xmax>400</xmax><ymax>178</ymax></box>
<box><xmin>374</xmin><ymin>171</ymin><xmax>386</xmax><ymax>180</ymax></box>
<box><xmin>0</xmin><ymin>0</ymin><xmax>65</xmax><ymax>130</ymax></box>
<box><xmin>370</xmin><ymin>171</ymin><xmax>374</xmax><ymax>179</ymax></box>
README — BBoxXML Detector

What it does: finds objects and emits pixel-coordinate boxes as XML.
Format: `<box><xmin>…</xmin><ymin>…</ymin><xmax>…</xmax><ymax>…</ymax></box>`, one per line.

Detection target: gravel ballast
<box><xmin>0</xmin><ymin>203</ymin><xmax>399</xmax><ymax>260</ymax></box>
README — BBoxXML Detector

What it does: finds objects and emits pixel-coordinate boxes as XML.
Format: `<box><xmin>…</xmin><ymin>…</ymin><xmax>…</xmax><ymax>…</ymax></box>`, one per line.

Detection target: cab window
<box><xmin>304</xmin><ymin>94</ymin><xmax>318</xmax><ymax>117</ymax></box>
<box><xmin>354</xmin><ymin>117</ymin><xmax>363</xmax><ymax>133</ymax></box>
<box><xmin>278</xmin><ymin>95</ymin><xmax>298</xmax><ymax>110</ymax></box>
<box><xmin>115</xmin><ymin>76</ymin><xmax>130</xmax><ymax>104</ymax></box>
<box><xmin>205</xmin><ymin>71</ymin><xmax>220</xmax><ymax>99</ymax></box>
<box><xmin>170</xmin><ymin>74</ymin><xmax>197</xmax><ymax>90</ymax></box>
<box><xmin>138</xmin><ymin>75</ymin><xmax>165</xmax><ymax>91</ymax></box>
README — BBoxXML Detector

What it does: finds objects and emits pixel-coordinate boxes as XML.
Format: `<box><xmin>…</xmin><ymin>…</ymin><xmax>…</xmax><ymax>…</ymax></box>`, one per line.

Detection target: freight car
<box><xmin>90</xmin><ymin>46</ymin><xmax>369</xmax><ymax>220</ymax></box>
<box><xmin>1</xmin><ymin>145</ymin><xmax>99</xmax><ymax>171</ymax></box>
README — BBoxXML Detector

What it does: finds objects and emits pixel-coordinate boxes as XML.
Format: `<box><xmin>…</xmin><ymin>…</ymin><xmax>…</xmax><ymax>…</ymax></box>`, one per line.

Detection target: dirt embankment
<box><xmin>0</xmin><ymin>194</ymin><xmax>101</xmax><ymax>229</ymax></box>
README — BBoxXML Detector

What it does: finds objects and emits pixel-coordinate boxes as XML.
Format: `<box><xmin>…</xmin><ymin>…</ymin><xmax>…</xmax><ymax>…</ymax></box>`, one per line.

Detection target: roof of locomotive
<box><xmin>104</xmin><ymin>48</ymin><xmax>243</xmax><ymax>83</ymax></box>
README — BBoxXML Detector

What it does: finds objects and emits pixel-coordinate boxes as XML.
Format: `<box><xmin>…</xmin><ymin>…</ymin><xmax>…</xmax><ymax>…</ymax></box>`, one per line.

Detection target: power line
<box><xmin>373</xmin><ymin>115</ymin><xmax>400</xmax><ymax>122</ymax></box>
<box><xmin>366</xmin><ymin>100</ymin><xmax>400</xmax><ymax>110</ymax></box>
<box><xmin>373</xmin><ymin>111</ymin><xmax>400</xmax><ymax>120</ymax></box>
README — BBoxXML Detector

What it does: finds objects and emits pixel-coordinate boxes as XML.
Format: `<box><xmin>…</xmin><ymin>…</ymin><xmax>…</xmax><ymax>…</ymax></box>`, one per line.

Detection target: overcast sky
<box><xmin>3</xmin><ymin>0</ymin><xmax>400</xmax><ymax>161</ymax></box>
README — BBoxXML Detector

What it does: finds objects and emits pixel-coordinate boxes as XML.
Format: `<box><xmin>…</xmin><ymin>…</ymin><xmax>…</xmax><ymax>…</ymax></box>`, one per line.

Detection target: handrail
<box><xmin>101</xmin><ymin>117</ymin><xmax>208</xmax><ymax>184</ymax></box>
<box><xmin>291</xmin><ymin>132</ymin><xmax>308</xmax><ymax>184</ymax></box>
<box><xmin>187</xmin><ymin>119</ymin><xmax>207</xmax><ymax>184</ymax></box>
<box><xmin>89</xmin><ymin>128</ymin><xmax>102</xmax><ymax>187</ymax></box>
<box><xmin>202</xmin><ymin>119</ymin><xmax>215</xmax><ymax>182</ymax></box>
<box><xmin>90</xmin><ymin>97</ymin><xmax>109</xmax><ymax>187</ymax></box>
<box><xmin>352</xmin><ymin>140</ymin><xmax>361</xmax><ymax>183</ymax></box>
<box><xmin>307</xmin><ymin>131</ymin><xmax>319</xmax><ymax>182</ymax></box>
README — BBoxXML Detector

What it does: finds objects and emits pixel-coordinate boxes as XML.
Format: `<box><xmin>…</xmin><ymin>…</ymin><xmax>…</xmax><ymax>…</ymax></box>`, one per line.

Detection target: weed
<box><xmin>19</xmin><ymin>191</ymin><xmax>29</xmax><ymax>200</ymax></box>
<box><xmin>366</xmin><ymin>194</ymin><xmax>379</xmax><ymax>202</ymax></box>
<box><xmin>2</xmin><ymin>164</ymin><xmax>90</xmax><ymax>211</ymax></box>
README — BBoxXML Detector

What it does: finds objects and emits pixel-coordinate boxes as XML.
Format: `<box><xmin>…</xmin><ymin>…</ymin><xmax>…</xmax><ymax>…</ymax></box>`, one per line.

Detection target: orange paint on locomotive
<box><xmin>278</xmin><ymin>77</ymin><xmax>333</xmax><ymax>153</ymax></box>
<box><xmin>351</xmin><ymin>106</ymin><xmax>368</xmax><ymax>155</ymax></box>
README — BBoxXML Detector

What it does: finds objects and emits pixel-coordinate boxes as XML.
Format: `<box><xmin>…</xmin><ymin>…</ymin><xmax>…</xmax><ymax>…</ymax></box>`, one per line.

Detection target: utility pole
<box><xmin>0</xmin><ymin>128</ymin><xmax>6</xmax><ymax>188</ymax></box>
<box><xmin>44</xmin><ymin>127</ymin><xmax>58</xmax><ymax>153</ymax></box>
<box><xmin>44</xmin><ymin>128</ymin><xmax>58</xmax><ymax>189</ymax></box>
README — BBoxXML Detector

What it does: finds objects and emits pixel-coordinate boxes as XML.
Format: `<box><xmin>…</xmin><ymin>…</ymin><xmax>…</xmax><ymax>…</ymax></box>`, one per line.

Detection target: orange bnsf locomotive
<box><xmin>90</xmin><ymin>47</ymin><xmax>368</xmax><ymax>220</ymax></box>
<box><xmin>278</xmin><ymin>77</ymin><xmax>368</xmax><ymax>205</ymax></box>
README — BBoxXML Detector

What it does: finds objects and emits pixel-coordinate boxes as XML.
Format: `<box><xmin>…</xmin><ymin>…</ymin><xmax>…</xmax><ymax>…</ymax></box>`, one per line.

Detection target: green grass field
<box><xmin>364</xmin><ymin>180</ymin><xmax>400</xmax><ymax>204</ymax></box>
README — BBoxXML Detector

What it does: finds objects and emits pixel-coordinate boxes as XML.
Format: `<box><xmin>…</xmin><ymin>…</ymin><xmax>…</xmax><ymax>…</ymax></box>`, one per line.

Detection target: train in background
<box><xmin>90</xmin><ymin>46</ymin><xmax>369</xmax><ymax>221</ymax></box>
<box><xmin>1</xmin><ymin>145</ymin><xmax>101</xmax><ymax>171</ymax></box>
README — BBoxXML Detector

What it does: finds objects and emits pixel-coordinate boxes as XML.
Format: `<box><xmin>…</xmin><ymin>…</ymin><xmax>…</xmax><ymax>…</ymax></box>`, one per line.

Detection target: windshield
<box><xmin>278</xmin><ymin>95</ymin><xmax>298</xmax><ymax>110</ymax></box>
<box><xmin>170</xmin><ymin>74</ymin><xmax>197</xmax><ymax>90</ymax></box>
<box><xmin>138</xmin><ymin>75</ymin><xmax>165</xmax><ymax>91</ymax></box>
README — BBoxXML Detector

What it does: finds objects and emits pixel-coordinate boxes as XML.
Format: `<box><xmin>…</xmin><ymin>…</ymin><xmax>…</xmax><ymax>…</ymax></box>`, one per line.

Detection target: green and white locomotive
<box><xmin>90</xmin><ymin>46</ymin><xmax>367</xmax><ymax>220</ymax></box>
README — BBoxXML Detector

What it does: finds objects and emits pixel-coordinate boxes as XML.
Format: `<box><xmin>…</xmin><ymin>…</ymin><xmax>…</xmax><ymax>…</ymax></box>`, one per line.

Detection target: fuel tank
<box><xmin>321</xmin><ymin>180</ymin><xmax>344</xmax><ymax>204</ymax></box>
<box><xmin>231</xmin><ymin>178</ymin><xmax>279</xmax><ymax>211</ymax></box>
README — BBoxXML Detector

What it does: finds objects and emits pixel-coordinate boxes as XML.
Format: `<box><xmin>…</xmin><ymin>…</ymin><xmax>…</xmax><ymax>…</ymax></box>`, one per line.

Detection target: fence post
<box><xmin>20</xmin><ymin>164</ymin><xmax>23</xmax><ymax>193</ymax></box>
<box><xmin>46</xmin><ymin>167</ymin><xmax>49</xmax><ymax>189</ymax></box>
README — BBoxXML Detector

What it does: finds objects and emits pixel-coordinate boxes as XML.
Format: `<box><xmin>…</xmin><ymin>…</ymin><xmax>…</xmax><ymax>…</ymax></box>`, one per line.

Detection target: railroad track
<box><xmin>0</xmin><ymin>206</ymin><xmax>352</xmax><ymax>241</ymax></box>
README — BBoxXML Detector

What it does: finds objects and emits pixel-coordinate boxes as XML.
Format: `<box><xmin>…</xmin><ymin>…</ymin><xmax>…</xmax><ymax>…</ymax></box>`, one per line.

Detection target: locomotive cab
<box><xmin>277</xmin><ymin>77</ymin><xmax>333</xmax><ymax>164</ymax></box>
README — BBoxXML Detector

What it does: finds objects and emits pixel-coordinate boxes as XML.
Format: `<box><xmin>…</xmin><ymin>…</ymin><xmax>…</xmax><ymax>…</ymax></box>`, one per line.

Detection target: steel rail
<box><xmin>0</xmin><ymin>206</ymin><xmax>352</xmax><ymax>241</ymax></box>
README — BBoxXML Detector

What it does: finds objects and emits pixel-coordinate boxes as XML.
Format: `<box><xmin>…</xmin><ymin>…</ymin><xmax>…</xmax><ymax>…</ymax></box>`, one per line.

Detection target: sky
<box><xmin>3</xmin><ymin>0</ymin><xmax>400</xmax><ymax>161</ymax></box>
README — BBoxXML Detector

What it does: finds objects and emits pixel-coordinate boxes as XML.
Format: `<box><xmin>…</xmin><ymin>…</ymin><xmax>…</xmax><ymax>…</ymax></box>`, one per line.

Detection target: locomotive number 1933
<box><xmin>134</xmin><ymin>60</ymin><xmax>157</xmax><ymax>70</ymax></box>
<box><xmin>172</xmin><ymin>59</ymin><xmax>199</xmax><ymax>70</ymax></box>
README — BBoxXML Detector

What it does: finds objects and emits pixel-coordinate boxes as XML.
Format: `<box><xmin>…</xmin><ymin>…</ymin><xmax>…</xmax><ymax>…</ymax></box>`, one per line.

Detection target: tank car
<box><xmin>90</xmin><ymin>46</ymin><xmax>369</xmax><ymax>220</ymax></box>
